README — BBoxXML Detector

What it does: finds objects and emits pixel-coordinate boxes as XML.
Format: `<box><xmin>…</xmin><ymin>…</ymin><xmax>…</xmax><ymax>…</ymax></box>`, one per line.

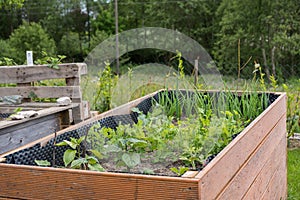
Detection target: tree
<box><xmin>214</xmin><ymin>0</ymin><xmax>300</xmax><ymax>79</ymax></box>
<box><xmin>0</xmin><ymin>0</ymin><xmax>24</xmax><ymax>9</ymax></box>
<box><xmin>8</xmin><ymin>21</ymin><xmax>56</xmax><ymax>64</ymax></box>
<box><xmin>91</xmin><ymin>1</ymin><xmax>124</xmax><ymax>35</ymax></box>
<box><xmin>89</xmin><ymin>29</ymin><xmax>109</xmax><ymax>51</ymax></box>
<box><xmin>142</xmin><ymin>0</ymin><xmax>221</xmax><ymax>51</ymax></box>
<box><xmin>58</xmin><ymin>32</ymin><xmax>82</xmax><ymax>62</ymax></box>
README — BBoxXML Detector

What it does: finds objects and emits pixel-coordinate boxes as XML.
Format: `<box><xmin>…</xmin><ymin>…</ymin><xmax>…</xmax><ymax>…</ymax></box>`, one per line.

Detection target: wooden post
<box><xmin>194</xmin><ymin>58</ymin><xmax>199</xmax><ymax>86</ymax></box>
<box><xmin>115</xmin><ymin>0</ymin><xmax>120</xmax><ymax>75</ymax></box>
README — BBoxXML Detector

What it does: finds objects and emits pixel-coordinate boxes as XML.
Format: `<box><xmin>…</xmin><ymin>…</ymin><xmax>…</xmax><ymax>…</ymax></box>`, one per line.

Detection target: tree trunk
<box><xmin>262</xmin><ymin>48</ymin><xmax>270</xmax><ymax>80</ymax></box>
<box><xmin>271</xmin><ymin>46</ymin><xmax>276</xmax><ymax>77</ymax></box>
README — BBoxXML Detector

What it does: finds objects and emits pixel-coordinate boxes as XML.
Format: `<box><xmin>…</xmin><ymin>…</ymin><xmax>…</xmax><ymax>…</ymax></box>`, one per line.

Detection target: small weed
<box><xmin>35</xmin><ymin>51</ymin><xmax>66</xmax><ymax>69</ymax></box>
<box><xmin>170</xmin><ymin>166</ymin><xmax>189</xmax><ymax>176</ymax></box>
<box><xmin>92</xmin><ymin>63</ymin><xmax>118</xmax><ymax>112</ymax></box>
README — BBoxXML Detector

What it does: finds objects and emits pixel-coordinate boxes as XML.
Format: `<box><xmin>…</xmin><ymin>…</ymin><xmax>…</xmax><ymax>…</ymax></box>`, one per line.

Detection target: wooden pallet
<box><xmin>0</xmin><ymin>63</ymin><xmax>90</xmax><ymax>154</ymax></box>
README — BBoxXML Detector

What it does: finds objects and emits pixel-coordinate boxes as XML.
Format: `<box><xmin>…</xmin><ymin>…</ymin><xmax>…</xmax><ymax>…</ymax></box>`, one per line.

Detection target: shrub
<box><xmin>8</xmin><ymin>21</ymin><xmax>56</xmax><ymax>64</ymax></box>
<box><xmin>58</xmin><ymin>32</ymin><xmax>82</xmax><ymax>62</ymax></box>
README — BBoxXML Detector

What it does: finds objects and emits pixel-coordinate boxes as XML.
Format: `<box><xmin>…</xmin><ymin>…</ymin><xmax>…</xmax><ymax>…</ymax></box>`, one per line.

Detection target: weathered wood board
<box><xmin>0</xmin><ymin>63</ymin><xmax>89</xmax><ymax>123</ymax></box>
<box><xmin>0</xmin><ymin>105</ymin><xmax>76</xmax><ymax>154</ymax></box>
<box><xmin>0</xmin><ymin>63</ymin><xmax>87</xmax><ymax>84</ymax></box>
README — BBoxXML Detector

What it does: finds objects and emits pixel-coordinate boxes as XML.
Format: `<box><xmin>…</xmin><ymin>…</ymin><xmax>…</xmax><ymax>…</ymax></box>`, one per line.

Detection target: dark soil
<box><xmin>99</xmin><ymin>151</ymin><xmax>185</xmax><ymax>177</ymax></box>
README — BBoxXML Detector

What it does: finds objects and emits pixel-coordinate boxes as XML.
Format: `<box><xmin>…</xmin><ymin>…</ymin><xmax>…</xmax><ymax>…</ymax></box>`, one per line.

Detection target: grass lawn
<box><xmin>288</xmin><ymin>148</ymin><xmax>300</xmax><ymax>200</ymax></box>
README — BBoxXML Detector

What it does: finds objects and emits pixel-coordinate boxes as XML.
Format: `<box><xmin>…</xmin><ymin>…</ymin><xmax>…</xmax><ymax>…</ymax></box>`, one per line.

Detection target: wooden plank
<box><xmin>0</xmin><ymin>164</ymin><xmax>198</xmax><ymax>200</ymax></box>
<box><xmin>72</xmin><ymin>103</ymin><xmax>84</xmax><ymax>123</ymax></box>
<box><xmin>242</xmin><ymin>137</ymin><xmax>286</xmax><ymax>199</ymax></box>
<box><xmin>0</xmin><ymin>107</ymin><xmax>42</xmax><ymax>113</ymax></box>
<box><xmin>182</xmin><ymin>171</ymin><xmax>199</xmax><ymax>178</ymax></box>
<box><xmin>0</xmin><ymin>105</ymin><xmax>76</xmax><ymax>129</ymax></box>
<box><xmin>0</xmin><ymin>102</ymin><xmax>62</xmax><ymax>108</ymax></box>
<box><xmin>0</xmin><ymin>63</ymin><xmax>87</xmax><ymax>84</ymax></box>
<box><xmin>58</xmin><ymin>109</ymin><xmax>72</xmax><ymax>128</ymax></box>
<box><xmin>196</xmin><ymin>93</ymin><xmax>286</xmax><ymax>200</ymax></box>
<box><xmin>216</xmin><ymin>115</ymin><xmax>286</xmax><ymax>199</ymax></box>
<box><xmin>73</xmin><ymin>100</ymin><xmax>91</xmax><ymax>121</ymax></box>
<box><xmin>17</xmin><ymin>82</ymin><xmax>32</xmax><ymax>102</ymax></box>
<box><xmin>276</xmin><ymin>155</ymin><xmax>288</xmax><ymax>200</ymax></box>
<box><xmin>0</xmin><ymin>86</ymin><xmax>81</xmax><ymax>99</ymax></box>
<box><xmin>0</xmin><ymin>114</ymin><xmax>60</xmax><ymax>154</ymax></box>
<box><xmin>66</xmin><ymin>77</ymin><xmax>80</xmax><ymax>86</ymax></box>
<box><xmin>260</xmin><ymin>152</ymin><xmax>287</xmax><ymax>200</ymax></box>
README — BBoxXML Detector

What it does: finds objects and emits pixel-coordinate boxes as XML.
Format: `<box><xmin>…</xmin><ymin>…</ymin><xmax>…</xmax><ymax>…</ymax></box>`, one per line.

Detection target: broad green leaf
<box><xmin>90</xmin><ymin>149</ymin><xmax>103</xmax><ymax>159</ymax></box>
<box><xmin>179</xmin><ymin>167</ymin><xmax>189</xmax><ymax>175</ymax></box>
<box><xmin>170</xmin><ymin>167</ymin><xmax>179</xmax><ymax>174</ymax></box>
<box><xmin>88</xmin><ymin>163</ymin><xmax>105</xmax><ymax>172</ymax></box>
<box><xmin>86</xmin><ymin>156</ymin><xmax>98</xmax><ymax>165</ymax></box>
<box><xmin>34</xmin><ymin>160</ymin><xmax>51</xmax><ymax>166</ymax></box>
<box><xmin>63</xmin><ymin>140</ymin><xmax>77</xmax><ymax>149</ymax></box>
<box><xmin>77</xmin><ymin>136</ymin><xmax>85</xmax><ymax>145</ymax></box>
<box><xmin>55</xmin><ymin>140</ymin><xmax>68</xmax><ymax>146</ymax></box>
<box><xmin>58</xmin><ymin>55</ymin><xmax>66</xmax><ymax>59</ymax></box>
<box><xmin>118</xmin><ymin>138</ymin><xmax>127</xmax><ymax>149</ymax></box>
<box><xmin>122</xmin><ymin>153</ymin><xmax>140</xmax><ymax>168</ymax></box>
<box><xmin>106</xmin><ymin>144</ymin><xmax>121</xmax><ymax>153</ymax></box>
<box><xmin>56</xmin><ymin>139</ymin><xmax>77</xmax><ymax>149</ymax></box>
<box><xmin>63</xmin><ymin>149</ymin><xmax>76</xmax><ymax>167</ymax></box>
<box><xmin>170</xmin><ymin>167</ymin><xmax>189</xmax><ymax>176</ymax></box>
<box><xmin>71</xmin><ymin>158</ymin><xmax>86</xmax><ymax>169</ymax></box>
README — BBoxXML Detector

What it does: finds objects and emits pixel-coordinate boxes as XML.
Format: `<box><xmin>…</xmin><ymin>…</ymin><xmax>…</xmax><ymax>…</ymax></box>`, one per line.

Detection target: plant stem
<box><xmin>52</xmin><ymin>129</ymin><xmax>57</xmax><ymax>167</ymax></box>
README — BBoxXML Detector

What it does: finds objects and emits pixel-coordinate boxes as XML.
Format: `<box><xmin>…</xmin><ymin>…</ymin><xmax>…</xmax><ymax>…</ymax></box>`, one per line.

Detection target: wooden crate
<box><xmin>0</xmin><ymin>91</ymin><xmax>287</xmax><ymax>200</ymax></box>
<box><xmin>0</xmin><ymin>63</ymin><xmax>89</xmax><ymax>154</ymax></box>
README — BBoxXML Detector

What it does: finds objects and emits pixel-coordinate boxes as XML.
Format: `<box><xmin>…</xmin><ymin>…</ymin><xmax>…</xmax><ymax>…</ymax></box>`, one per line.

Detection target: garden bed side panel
<box><xmin>0</xmin><ymin>106</ymin><xmax>73</xmax><ymax>155</ymax></box>
<box><xmin>0</xmin><ymin>164</ymin><xmax>199</xmax><ymax>200</ymax></box>
<box><xmin>217</xmin><ymin>115</ymin><xmax>286</xmax><ymax>199</ymax></box>
<box><xmin>196</xmin><ymin>93</ymin><xmax>287</xmax><ymax>199</ymax></box>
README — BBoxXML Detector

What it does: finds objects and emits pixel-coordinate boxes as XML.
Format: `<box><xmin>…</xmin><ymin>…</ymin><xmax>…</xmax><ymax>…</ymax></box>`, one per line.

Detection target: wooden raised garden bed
<box><xmin>0</xmin><ymin>90</ymin><xmax>287</xmax><ymax>199</ymax></box>
<box><xmin>0</xmin><ymin>63</ymin><xmax>90</xmax><ymax>154</ymax></box>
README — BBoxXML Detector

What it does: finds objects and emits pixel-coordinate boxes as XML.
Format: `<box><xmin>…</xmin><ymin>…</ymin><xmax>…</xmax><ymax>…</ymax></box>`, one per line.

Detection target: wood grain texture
<box><xmin>0</xmin><ymin>86</ymin><xmax>81</xmax><ymax>99</ymax></box>
<box><xmin>0</xmin><ymin>105</ymin><xmax>76</xmax><ymax>130</ymax></box>
<box><xmin>0</xmin><ymin>164</ymin><xmax>199</xmax><ymax>200</ymax></box>
<box><xmin>0</xmin><ymin>63</ymin><xmax>87</xmax><ymax>84</ymax></box>
<box><xmin>260</xmin><ymin>152</ymin><xmax>287</xmax><ymax>200</ymax></box>
<box><xmin>242</xmin><ymin>136</ymin><xmax>287</xmax><ymax>199</ymax></box>
<box><xmin>0</xmin><ymin>114</ymin><xmax>60</xmax><ymax>154</ymax></box>
<box><xmin>216</xmin><ymin>115</ymin><xmax>286</xmax><ymax>199</ymax></box>
<box><xmin>0</xmin><ymin>105</ymin><xmax>74</xmax><ymax>154</ymax></box>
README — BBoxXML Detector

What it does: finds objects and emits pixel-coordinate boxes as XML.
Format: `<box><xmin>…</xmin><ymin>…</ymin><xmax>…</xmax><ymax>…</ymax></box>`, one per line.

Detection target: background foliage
<box><xmin>0</xmin><ymin>0</ymin><xmax>298</xmax><ymax>80</ymax></box>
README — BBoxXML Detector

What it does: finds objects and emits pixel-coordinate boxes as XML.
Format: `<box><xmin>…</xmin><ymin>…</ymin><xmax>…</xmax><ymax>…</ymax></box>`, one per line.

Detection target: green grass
<box><xmin>288</xmin><ymin>148</ymin><xmax>300</xmax><ymax>200</ymax></box>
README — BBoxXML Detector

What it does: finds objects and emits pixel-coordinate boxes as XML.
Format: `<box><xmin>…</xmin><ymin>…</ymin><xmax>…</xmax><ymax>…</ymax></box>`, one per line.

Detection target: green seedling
<box><xmin>56</xmin><ymin>136</ymin><xmax>105</xmax><ymax>172</ymax></box>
